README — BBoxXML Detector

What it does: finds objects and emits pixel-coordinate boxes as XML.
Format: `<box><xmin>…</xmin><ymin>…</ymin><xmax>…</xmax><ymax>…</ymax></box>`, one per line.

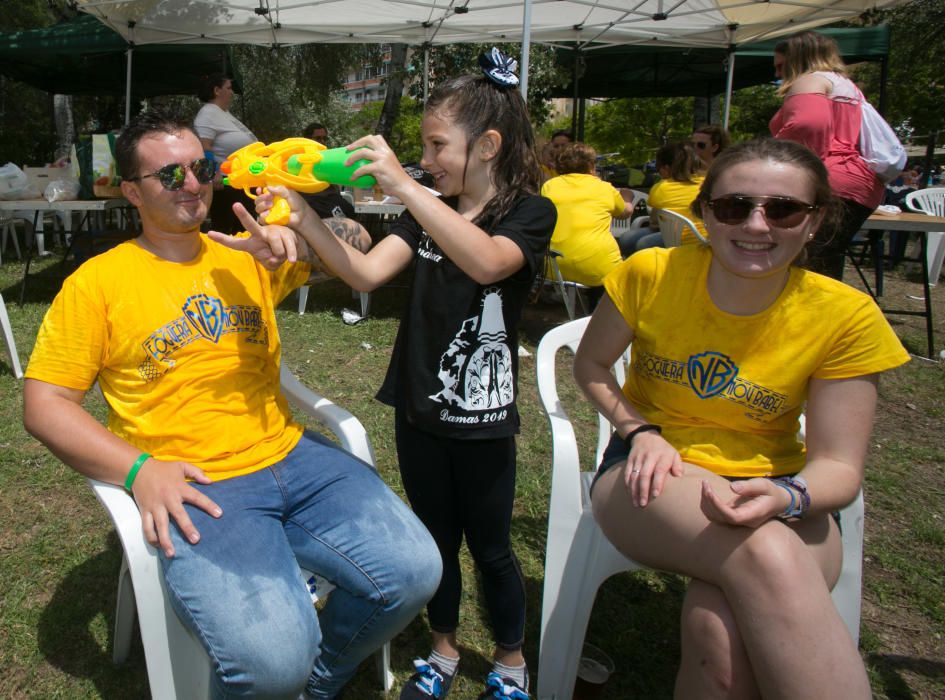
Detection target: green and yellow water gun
<box><xmin>219</xmin><ymin>137</ymin><xmax>375</xmax><ymax>225</ymax></box>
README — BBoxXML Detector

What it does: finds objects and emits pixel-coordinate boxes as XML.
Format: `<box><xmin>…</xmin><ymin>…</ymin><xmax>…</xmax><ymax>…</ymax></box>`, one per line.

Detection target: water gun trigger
<box><xmin>265</xmin><ymin>196</ymin><xmax>292</xmax><ymax>226</ymax></box>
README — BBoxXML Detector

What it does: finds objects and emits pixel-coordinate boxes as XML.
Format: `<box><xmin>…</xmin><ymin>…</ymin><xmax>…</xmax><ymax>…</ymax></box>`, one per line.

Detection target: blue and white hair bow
<box><xmin>479</xmin><ymin>47</ymin><xmax>519</xmax><ymax>87</ymax></box>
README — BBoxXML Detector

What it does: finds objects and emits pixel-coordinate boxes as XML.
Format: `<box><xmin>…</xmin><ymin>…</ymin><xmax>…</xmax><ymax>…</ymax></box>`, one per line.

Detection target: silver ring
<box><xmin>631</xmin><ymin>469</ymin><xmax>641</xmax><ymax>474</ymax></box>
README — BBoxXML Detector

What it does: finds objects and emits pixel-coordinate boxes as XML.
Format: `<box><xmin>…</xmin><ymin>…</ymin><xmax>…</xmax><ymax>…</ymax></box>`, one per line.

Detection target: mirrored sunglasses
<box><xmin>129</xmin><ymin>158</ymin><xmax>214</xmax><ymax>191</ymax></box>
<box><xmin>707</xmin><ymin>195</ymin><xmax>819</xmax><ymax>227</ymax></box>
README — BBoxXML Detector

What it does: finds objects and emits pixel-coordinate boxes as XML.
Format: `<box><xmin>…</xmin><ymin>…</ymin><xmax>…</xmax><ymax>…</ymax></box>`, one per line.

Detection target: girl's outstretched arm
<box><xmin>346</xmin><ymin>134</ymin><xmax>529</xmax><ymax>285</ymax></box>
<box><xmin>258</xmin><ymin>186</ymin><xmax>414</xmax><ymax>292</ymax></box>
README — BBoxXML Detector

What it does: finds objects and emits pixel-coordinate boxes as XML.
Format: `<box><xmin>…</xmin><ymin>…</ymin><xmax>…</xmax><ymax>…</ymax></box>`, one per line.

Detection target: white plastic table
<box><xmin>0</xmin><ymin>198</ymin><xmax>133</xmax><ymax>303</ymax></box>
<box><xmin>859</xmin><ymin>212</ymin><xmax>945</xmax><ymax>358</ymax></box>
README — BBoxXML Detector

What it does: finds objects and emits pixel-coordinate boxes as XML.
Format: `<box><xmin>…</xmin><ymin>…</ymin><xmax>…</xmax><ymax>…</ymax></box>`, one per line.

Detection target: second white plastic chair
<box><xmin>655</xmin><ymin>208</ymin><xmax>708</xmax><ymax>247</ymax></box>
<box><xmin>905</xmin><ymin>186</ymin><xmax>945</xmax><ymax>286</ymax></box>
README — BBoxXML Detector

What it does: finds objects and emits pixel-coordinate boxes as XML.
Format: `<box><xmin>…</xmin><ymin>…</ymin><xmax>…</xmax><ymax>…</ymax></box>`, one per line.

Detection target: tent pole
<box><xmin>423</xmin><ymin>44</ymin><xmax>430</xmax><ymax>105</ymax></box>
<box><xmin>571</xmin><ymin>48</ymin><xmax>580</xmax><ymax>137</ymax></box>
<box><xmin>878</xmin><ymin>54</ymin><xmax>889</xmax><ymax>116</ymax></box>
<box><xmin>125</xmin><ymin>47</ymin><xmax>133</xmax><ymax>125</ymax></box>
<box><xmin>124</xmin><ymin>21</ymin><xmax>136</xmax><ymax>125</ymax></box>
<box><xmin>520</xmin><ymin>0</ymin><xmax>532</xmax><ymax>101</ymax></box>
<box><xmin>722</xmin><ymin>50</ymin><xmax>735</xmax><ymax>129</ymax></box>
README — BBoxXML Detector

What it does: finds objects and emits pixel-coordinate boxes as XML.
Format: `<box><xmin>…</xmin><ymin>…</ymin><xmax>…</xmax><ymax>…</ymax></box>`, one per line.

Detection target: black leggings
<box><xmin>806</xmin><ymin>197</ymin><xmax>875</xmax><ymax>281</ymax></box>
<box><xmin>395</xmin><ymin>408</ymin><xmax>526</xmax><ymax>651</ymax></box>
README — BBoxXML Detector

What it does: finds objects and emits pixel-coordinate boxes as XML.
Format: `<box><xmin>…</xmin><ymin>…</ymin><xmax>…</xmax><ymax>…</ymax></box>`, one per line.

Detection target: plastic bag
<box><xmin>0</xmin><ymin>162</ymin><xmax>39</xmax><ymax>200</ymax></box>
<box><xmin>44</xmin><ymin>178</ymin><xmax>81</xmax><ymax>203</ymax></box>
<box><xmin>858</xmin><ymin>97</ymin><xmax>907</xmax><ymax>184</ymax></box>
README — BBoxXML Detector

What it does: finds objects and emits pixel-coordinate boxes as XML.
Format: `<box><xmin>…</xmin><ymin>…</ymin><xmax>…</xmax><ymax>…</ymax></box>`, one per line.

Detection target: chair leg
<box><xmin>112</xmin><ymin>555</ymin><xmax>136</xmax><ymax>664</ymax></box>
<box><xmin>0</xmin><ymin>293</ymin><xmax>23</xmax><ymax>378</ymax></box>
<box><xmin>560</xmin><ymin>284</ymin><xmax>576</xmax><ymax>320</ymax></box>
<box><xmin>298</xmin><ymin>285</ymin><xmax>310</xmax><ymax>315</ymax></box>
<box><xmin>359</xmin><ymin>291</ymin><xmax>371</xmax><ymax>318</ymax></box>
<box><xmin>376</xmin><ymin>642</ymin><xmax>394</xmax><ymax>692</ymax></box>
<box><xmin>832</xmin><ymin>492</ymin><xmax>864</xmax><ymax>646</ymax></box>
<box><xmin>538</xmin><ymin>516</ymin><xmax>598</xmax><ymax>700</ymax></box>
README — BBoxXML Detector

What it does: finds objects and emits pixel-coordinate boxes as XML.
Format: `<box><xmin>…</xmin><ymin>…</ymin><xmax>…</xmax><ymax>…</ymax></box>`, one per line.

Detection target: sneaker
<box><xmin>399</xmin><ymin>658</ymin><xmax>455</xmax><ymax>699</ymax></box>
<box><xmin>478</xmin><ymin>671</ymin><xmax>529</xmax><ymax>699</ymax></box>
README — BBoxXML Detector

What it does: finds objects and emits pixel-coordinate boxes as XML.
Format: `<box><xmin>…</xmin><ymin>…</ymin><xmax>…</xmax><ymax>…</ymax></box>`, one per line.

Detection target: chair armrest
<box><xmin>279</xmin><ymin>364</ymin><xmax>376</xmax><ymax>467</ymax></box>
<box><xmin>89</xmin><ymin>478</ymin><xmax>157</xmax><ymax>560</ymax></box>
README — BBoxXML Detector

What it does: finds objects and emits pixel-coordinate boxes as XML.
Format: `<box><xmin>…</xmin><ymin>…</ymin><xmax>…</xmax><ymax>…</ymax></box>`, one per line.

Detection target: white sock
<box><xmin>429</xmin><ymin>649</ymin><xmax>459</xmax><ymax>676</ymax></box>
<box><xmin>492</xmin><ymin>659</ymin><xmax>528</xmax><ymax>691</ymax></box>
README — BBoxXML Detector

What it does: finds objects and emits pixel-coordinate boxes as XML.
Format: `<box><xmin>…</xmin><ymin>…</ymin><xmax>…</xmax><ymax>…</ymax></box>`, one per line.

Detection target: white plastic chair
<box><xmin>0</xmin><ymin>215</ymin><xmax>24</xmax><ymax>264</ymax></box>
<box><xmin>298</xmin><ymin>283</ymin><xmax>370</xmax><ymax>318</ymax></box>
<box><xmin>535</xmin><ymin>317</ymin><xmax>865</xmax><ymax>700</ymax></box>
<box><xmin>655</xmin><ymin>208</ymin><xmax>708</xmax><ymax>247</ymax></box>
<box><xmin>88</xmin><ymin>364</ymin><xmax>394</xmax><ymax>699</ymax></box>
<box><xmin>546</xmin><ymin>250</ymin><xmax>590</xmax><ymax>321</ymax></box>
<box><xmin>0</xmin><ymin>292</ymin><xmax>23</xmax><ymax>378</ymax></box>
<box><xmin>609</xmin><ymin>216</ymin><xmax>632</xmax><ymax>237</ymax></box>
<box><xmin>905</xmin><ymin>187</ymin><xmax>945</xmax><ymax>286</ymax></box>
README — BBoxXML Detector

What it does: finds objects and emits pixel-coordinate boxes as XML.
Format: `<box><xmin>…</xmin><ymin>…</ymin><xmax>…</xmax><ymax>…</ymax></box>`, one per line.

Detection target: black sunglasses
<box><xmin>128</xmin><ymin>158</ymin><xmax>214</xmax><ymax>191</ymax></box>
<box><xmin>692</xmin><ymin>141</ymin><xmax>709</xmax><ymax>150</ymax></box>
<box><xmin>707</xmin><ymin>195</ymin><xmax>819</xmax><ymax>227</ymax></box>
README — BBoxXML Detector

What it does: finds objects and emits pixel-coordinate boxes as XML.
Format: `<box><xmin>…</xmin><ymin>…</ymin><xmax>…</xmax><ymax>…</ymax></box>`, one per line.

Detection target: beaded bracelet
<box><xmin>773</xmin><ymin>474</ymin><xmax>810</xmax><ymax>520</ymax></box>
<box><xmin>124</xmin><ymin>452</ymin><xmax>151</xmax><ymax>492</ymax></box>
<box><xmin>772</xmin><ymin>480</ymin><xmax>797</xmax><ymax>519</ymax></box>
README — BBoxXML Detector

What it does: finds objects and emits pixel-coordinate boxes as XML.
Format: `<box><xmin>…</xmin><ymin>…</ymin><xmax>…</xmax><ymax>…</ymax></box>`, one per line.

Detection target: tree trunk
<box><xmin>53</xmin><ymin>93</ymin><xmax>74</xmax><ymax>162</ymax></box>
<box><xmin>375</xmin><ymin>43</ymin><xmax>408</xmax><ymax>142</ymax></box>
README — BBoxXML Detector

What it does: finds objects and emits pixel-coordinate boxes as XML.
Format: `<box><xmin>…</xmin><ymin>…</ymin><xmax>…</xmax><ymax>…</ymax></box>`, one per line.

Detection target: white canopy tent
<box><xmin>76</xmin><ymin>0</ymin><xmax>908</xmax><ymax>123</ymax></box>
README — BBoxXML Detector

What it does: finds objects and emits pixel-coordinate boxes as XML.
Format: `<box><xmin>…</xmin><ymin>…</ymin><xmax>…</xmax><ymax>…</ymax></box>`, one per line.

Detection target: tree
<box><xmin>582</xmin><ymin>96</ymin><xmax>695</xmax><ymax>166</ymax></box>
<box><xmin>375</xmin><ymin>44</ymin><xmax>410</xmax><ymax>141</ymax></box>
<box><xmin>405</xmin><ymin>42</ymin><xmax>569</xmax><ymax>126</ymax></box>
<box><xmin>230</xmin><ymin>43</ymin><xmax>365</xmax><ymax>141</ymax></box>
<box><xmin>856</xmin><ymin>0</ymin><xmax>945</xmax><ymax>142</ymax></box>
<box><xmin>352</xmin><ymin>98</ymin><xmax>423</xmax><ymax>162</ymax></box>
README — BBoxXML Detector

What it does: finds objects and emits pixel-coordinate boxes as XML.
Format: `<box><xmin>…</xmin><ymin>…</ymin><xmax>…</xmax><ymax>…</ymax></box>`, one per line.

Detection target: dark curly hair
<box><xmin>552</xmin><ymin>142</ymin><xmax>597</xmax><ymax>176</ymax></box>
<box><xmin>425</xmin><ymin>73</ymin><xmax>543</xmax><ymax>226</ymax></box>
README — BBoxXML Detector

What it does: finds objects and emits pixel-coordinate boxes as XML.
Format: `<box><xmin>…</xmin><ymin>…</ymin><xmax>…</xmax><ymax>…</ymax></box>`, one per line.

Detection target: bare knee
<box><xmin>724</xmin><ymin>524</ymin><xmax>820</xmax><ymax>599</ymax></box>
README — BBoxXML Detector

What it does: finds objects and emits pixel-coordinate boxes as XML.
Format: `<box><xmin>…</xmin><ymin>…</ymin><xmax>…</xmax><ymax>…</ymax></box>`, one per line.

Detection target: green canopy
<box><xmin>0</xmin><ymin>14</ymin><xmax>237</xmax><ymax>98</ymax></box>
<box><xmin>553</xmin><ymin>26</ymin><xmax>891</xmax><ymax>100</ymax></box>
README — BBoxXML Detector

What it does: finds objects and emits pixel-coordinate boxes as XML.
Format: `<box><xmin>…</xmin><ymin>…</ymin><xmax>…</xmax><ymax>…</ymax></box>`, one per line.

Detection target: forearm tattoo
<box><xmin>301</xmin><ymin>217</ymin><xmax>370</xmax><ymax>279</ymax></box>
<box><xmin>323</xmin><ymin>217</ymin><xmax>371</xmax><ymax>252</ymax></box>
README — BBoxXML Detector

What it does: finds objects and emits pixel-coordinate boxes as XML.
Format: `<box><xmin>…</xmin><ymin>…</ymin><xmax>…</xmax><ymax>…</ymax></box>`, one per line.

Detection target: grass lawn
<box><xmin>0</xmin><ymin>245</ymin><xmax>942</xmax><ymax>699</ymax></box>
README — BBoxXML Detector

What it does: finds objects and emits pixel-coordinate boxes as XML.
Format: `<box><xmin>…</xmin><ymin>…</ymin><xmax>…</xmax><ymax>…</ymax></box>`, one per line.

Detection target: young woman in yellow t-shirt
<box><xmin>575</xmin><ymin>138</ymin><xmax>909</xmax><ymax>698</ymax></box>
<box><xmin>617</xmin><ymin>141</ymin><xmax>707</xmax><ymax>256</ymax></box>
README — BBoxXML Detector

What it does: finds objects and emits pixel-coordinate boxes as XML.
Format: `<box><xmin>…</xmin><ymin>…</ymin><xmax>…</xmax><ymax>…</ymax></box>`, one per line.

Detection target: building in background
<box><xmin>342</xmin><ymin>45</ymin><xmax>393</xmax><ymax>110</ymax></box>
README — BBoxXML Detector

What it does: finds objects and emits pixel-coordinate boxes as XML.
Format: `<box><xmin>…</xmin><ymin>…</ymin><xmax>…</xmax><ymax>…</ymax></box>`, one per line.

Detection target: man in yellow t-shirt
<box><xmin>23</xmin><ymin>109</ymin><xmax>440</xmax><ymax>700</ymax></box>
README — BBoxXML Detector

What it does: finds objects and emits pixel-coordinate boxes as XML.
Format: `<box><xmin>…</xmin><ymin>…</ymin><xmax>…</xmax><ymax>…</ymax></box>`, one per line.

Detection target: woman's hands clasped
<box><xmin>623</xmin><ymin>431</ymin><xmax>683</xmax><ymax>507</ymax></box>
<box><xmin>700</xmin><ymin>477</ymin><xmax>793</xmax><ymax>529</ymax></box>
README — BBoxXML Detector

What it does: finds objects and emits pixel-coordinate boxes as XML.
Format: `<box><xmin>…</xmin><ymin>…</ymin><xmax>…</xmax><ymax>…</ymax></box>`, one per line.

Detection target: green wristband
<box><xmin>125</xmin><ymin>452</ymin><xmax>151</xmax><ymax>492</ymax></box>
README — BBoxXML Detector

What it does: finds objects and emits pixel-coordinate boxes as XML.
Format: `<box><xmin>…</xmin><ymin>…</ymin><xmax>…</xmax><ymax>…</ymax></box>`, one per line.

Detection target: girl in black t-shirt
<box><xmin>239</xmin><ymin>49</ymin><xmax>555</xmax><ymax>700</ymax></box>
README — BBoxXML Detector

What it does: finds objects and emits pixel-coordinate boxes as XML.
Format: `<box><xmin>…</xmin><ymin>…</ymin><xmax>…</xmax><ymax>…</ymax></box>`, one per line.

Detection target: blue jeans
<box><xmin>160</xmin><ymin>431</ymin><xmax>442</xmax><ymax>699</ymax></box>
